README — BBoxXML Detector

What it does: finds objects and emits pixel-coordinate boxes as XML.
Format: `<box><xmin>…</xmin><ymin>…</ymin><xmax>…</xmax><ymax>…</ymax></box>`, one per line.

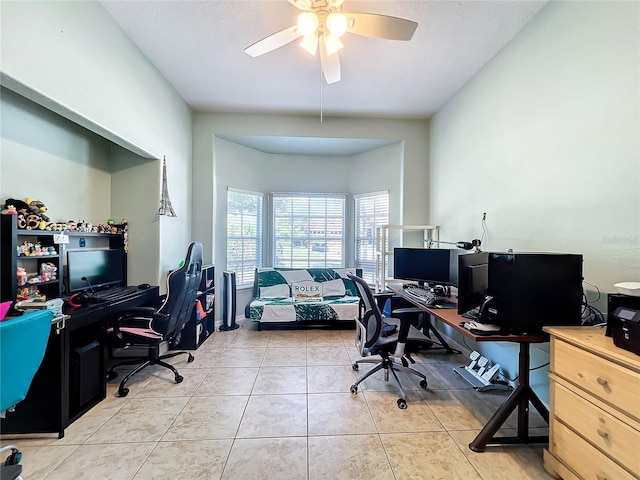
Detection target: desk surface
<box><xmin>388</xmin><ymin>285</ymin><xmax>546</xmax><ymax>343</ymax></box>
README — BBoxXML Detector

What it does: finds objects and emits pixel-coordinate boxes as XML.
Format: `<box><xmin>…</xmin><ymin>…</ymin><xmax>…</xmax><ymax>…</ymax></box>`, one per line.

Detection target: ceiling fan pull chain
<box><xmin>320</xmin><ymin>56</ymin><xmax>323</xmax><ymax>123</ymax></box>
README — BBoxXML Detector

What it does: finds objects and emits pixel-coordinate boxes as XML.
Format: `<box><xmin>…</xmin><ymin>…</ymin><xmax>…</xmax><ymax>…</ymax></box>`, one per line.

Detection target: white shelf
<box><xmin>374</xmin><ymin>224</ymin><xmax>439</xmax><ymax>292</ymax></box>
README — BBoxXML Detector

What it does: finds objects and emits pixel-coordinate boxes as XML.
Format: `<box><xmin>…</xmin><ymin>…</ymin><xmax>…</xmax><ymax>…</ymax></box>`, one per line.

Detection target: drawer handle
<box><xmin>596</xmin><ymin>377</ymin><xmax>608</xmax><ymax>386</ymax></box>
<box><xmin>596</xmin><ymin>429</ymin><xmax>609</xmax><ymax>439</ymax></box>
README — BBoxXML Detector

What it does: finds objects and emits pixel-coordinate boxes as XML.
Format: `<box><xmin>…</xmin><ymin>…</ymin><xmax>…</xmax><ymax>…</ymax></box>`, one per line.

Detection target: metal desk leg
<box><xmin>469</xmin><ymin>342</ymin><xmax>548</xmax><ymax>452</ymax></box>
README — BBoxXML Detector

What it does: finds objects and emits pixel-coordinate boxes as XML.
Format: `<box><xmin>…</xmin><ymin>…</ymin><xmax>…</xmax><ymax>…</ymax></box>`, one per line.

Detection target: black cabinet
<box><xmin>175</xmin><ymin>264</ymin><xmax>215</xmax><ymax>350</ymax></box>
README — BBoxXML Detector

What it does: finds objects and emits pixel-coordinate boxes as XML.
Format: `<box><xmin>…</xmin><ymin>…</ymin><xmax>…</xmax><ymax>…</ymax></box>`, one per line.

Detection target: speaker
<box><xmin>220</xmin><ymin>271</ymin><xmax>239</xmax><ymax>331</ymax></box>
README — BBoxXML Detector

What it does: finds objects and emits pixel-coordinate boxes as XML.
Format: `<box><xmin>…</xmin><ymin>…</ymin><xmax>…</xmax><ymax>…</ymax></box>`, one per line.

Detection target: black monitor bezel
<box><xmin>66</xmin><ymin>249</ymin><xmax>124</xmax><ymax>293</ymax></box>
<box><xmin>393</xmin><ymin>247</ymin><xmax>453</xmax><ymax>286</ymax></box>
<box><xmin>456</xmin><ymin>251</ymin><xmax>489</xmax><ymax>315</ymax></box>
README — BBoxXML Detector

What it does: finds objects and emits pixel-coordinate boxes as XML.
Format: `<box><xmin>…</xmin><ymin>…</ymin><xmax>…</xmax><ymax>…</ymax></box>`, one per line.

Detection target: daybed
<box><xmin>245</xmin><ymin>267</ymin><xmax>362</xmax><ymax>330</ymax></box>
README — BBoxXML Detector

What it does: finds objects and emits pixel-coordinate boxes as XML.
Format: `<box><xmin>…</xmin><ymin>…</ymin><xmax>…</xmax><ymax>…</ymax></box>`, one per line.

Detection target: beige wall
<box><xmin>429</xmin><ymin>0</ymin><xmax>639</xmax><ymax>400</ymax></box>
<box><xmin>0</xmin><ymin>1</ymin><xmax>193</xmax><ymax>286</ymax></box>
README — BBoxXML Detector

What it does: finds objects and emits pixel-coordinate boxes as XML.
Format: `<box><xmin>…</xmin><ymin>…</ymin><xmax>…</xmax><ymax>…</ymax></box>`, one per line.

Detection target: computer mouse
<box><xmin>138</xmin><ymin>283</ymin><xmax>151</xmax><ymax>289</ymax></box>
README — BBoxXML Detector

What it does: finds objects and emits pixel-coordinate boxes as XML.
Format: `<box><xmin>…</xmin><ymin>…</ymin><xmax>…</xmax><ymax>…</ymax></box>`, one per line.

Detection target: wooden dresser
<box><xmin>543</xmin><ymin>326</ymin><xmax>640</xmax><ymax>480</ymax></box>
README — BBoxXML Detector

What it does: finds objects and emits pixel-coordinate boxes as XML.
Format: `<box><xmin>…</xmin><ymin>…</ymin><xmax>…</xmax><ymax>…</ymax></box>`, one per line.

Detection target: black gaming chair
<box><xmin>107</xmin><ymin>241</ymin><xmax>203</xmax><ymax>397</ymax></box>
<box><xmin>348</xmin><ymin>273</ymin><xmax>432</xmax><ymax>409</ymax></box>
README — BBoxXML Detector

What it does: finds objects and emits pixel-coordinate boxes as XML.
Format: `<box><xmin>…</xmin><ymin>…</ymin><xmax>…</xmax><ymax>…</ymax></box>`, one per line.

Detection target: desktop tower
<box><xmin>70</xmin><ymin>341</ymin><xmax>101</xmax><ymax>410</ymax></box>
<box><xmin>220</xmin><ymin>271</ymin><xmax>239</xmax><ymax>331</ymax></box>
<box><xmin>483</xmin><ymin>252</ymin><xmax>583</xmax><ymax>334</ymax></box>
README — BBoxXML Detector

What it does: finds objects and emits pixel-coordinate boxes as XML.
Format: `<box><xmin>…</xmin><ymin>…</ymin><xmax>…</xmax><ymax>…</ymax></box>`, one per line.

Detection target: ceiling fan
<box><xmin>244</xmin><ymin>0</ymin><xmax>418</xmax><ymax>84</ymax></box>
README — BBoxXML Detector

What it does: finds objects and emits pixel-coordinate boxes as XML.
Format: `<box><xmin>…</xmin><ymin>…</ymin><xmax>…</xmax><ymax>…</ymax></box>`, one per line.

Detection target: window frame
<box><xmin>271</xmin><ymin>192</ymin><xmax>347</xmax><ymax>269</ymax></box>
<box><xmin>354</xmin><ymin>191</ymin><xmax>389</xmax><ymax>283</ymax></box>
<box><xmin>226</xmin><ymin>187</ymin><xmax>264</xmax><ymax>286</ymax></box>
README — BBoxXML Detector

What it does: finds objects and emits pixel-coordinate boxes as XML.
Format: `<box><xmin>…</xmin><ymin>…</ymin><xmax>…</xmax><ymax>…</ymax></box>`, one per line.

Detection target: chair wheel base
<box><xmin>350</xmin><ymin>385</ymin><xmax>358</xmax><ymax>395</ymax></box>
<box><xmin>187</xmin><ymin>354</ymin><xmax>194</xmax><ymax>363</ymax></box>
<box><xmin>419</xmin><ymin>379</ymin><xmax>428</xmax><ymax>389</ymax></box>
<box><xmin>175</xmin><ymin>375</ymin><xmax>184</xmax><ymax>383</ymax></box>
<box><xmin>118</xmin><ymin>387</ymin><xmax>129</xmax><ymax>397</ymax></box>
<box><xmin>352</xmin><ymin>363</ymin><xmax>359</xmax><ymax>371</ymax></box>
<box><xmin>397</xmin><ymin>398</ymin><xmax>407</xmax><ymax>409</ymax></box>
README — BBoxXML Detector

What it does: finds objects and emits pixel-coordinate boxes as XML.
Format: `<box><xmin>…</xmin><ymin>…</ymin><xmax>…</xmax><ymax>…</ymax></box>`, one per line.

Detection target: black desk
<box><xmin>390</xmin><ymin>285</ymin><xmax>548</xmax><ymax>452</ymax></box>
<box><xmin>1</xmin><ymin>286</ymin><xmax>158</xmax><ymax>438</ymax></box>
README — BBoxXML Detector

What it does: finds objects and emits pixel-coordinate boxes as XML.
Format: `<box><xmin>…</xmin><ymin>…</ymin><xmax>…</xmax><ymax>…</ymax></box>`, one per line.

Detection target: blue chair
<box><xmin>0</xmin><ymin>309</ymin><xmax>53</xmax><ymax>480</ymax></box>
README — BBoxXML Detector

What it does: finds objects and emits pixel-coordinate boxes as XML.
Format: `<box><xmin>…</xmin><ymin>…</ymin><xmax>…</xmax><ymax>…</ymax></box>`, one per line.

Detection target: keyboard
<box><xmin>93</xmin><ymin>286</ymin><xmax>139</xmax><ymax>301</ymax></box>
<box><xmin>402</xmin><ymin>284</ymin><xmax>457</xmax><ymax>307</ymax></box>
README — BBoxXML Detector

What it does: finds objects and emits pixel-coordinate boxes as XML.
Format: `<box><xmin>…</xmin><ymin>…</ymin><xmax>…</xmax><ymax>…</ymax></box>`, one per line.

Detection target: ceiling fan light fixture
<box><xmin>326</xmin><ymin>13</ymin><xmax>348</xmax><ymax>37</ymax></box>
<box><xmin>297</xmin><ymin>12</ymin><xmax>319</xmax><ymax>36</ymax></box>
<box><xmin>323</xmin><ymin>34</ymin><xmax>343</xmax><ymax>56</ymax></box>
<box><xmin>299</xmin><ymin>33</ymin><xmax>318</xmax><ymax>55</ymax></box>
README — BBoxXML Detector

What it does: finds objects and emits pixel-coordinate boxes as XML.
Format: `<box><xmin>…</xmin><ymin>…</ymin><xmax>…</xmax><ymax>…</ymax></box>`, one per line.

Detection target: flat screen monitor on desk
<box><xmin>67</xmin><ymin>249</ymin><xmax>124</xmax><ymax>293</ymax></box>
<box><xmin>393</xmin><ymin>248</ymin><xmax>461</xmax><ymax>287</ymax></box>
<box><xmin>457</xmin><ymin>251</ymin><xmax>489</xmax><ymax>317</ymax></box>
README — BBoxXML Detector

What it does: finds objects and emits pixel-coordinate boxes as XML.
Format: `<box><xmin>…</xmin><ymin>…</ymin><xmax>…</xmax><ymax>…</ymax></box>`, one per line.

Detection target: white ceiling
<box><xmin>101</xmin><ymin>0</ymin><xmax>548</xmax><ymax>120</ymax></box>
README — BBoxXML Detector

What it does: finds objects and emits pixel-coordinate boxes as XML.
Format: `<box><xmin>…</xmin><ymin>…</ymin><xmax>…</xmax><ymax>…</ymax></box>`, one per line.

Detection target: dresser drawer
<box><xmin>552</xmin><ymin>380</ymin><xmax>640</xmax><ymax>475</ymax></box>
<box><xmin>554</xmin><ymin>339</ymin><xmax>640</xmax><ymax>420</ymax></box>
<box><xmin>551</xmin><ymin>420</ymin><xmax>636</xmax><ymax>480</ymax></box>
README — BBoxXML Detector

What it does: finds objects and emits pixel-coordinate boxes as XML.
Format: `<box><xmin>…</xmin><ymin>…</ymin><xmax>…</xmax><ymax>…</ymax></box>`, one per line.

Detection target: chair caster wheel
<box><xmin>397</xmin><ymin>398</ymin><xmax>407</xmax><ymax>409</ymax></box>
<box><xmin>350</xmin><ymin>385</ymin><xmax>358</xmax><ymax>395</ymax></box>
<box><xmin>175</xmin><ymin>375</ymin><xmax>184</xmax><ymax>383</ymax></box>
<box><xmin>187</xmin><ymin>354</ymin><xmax>194</xmax><ymax>363</ymax></box>
<box><xmin>107</xmin><ymin>371</ymin><xmax>118</xmax><ymax>380</ymax></box>
<box><xmin>419</xmin><ymin>379</ymin><xmax>428</xmax><ymax>389</ymax></box>
<box><xmin>118</xmin><ymin>387</ymin><xmax>129</xmax><ymax>397</ymax></box>
<box><xmin>352</xmin><ymin>363</ymin><xmax>359</xmax><ymax>371</ymax></box>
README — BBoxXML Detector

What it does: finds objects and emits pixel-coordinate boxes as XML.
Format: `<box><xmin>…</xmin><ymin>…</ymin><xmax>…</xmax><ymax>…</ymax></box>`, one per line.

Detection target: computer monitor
<box><xmin>456</xmin><ymin>251</ymin><xmax>489</xmax><ymax>316</ymax></box>
<box><xmin>67</xmin><ymin>249</ymin><xmax>125</xmax><ymax>293</ymax></box>
<box><xmin>483</xmin><ymin>252</ymin><xmax>583</xmax><ymax>334</ymax></box>
<box><xmin>393</xmin><ymin>248</ymin><xmax>460</xmax><ymax>287</ymax></box>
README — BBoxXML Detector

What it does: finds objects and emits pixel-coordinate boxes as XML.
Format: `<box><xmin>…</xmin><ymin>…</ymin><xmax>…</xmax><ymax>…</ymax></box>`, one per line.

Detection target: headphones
<box><xmin>433</xmin><ymin>285</ymin><xmax>446</xmax><ymax>296</ymax></box>
<box><xmin>67</xmin><ymin>292</ymin><xmax>96</xmax><ymax>308</ymax></box>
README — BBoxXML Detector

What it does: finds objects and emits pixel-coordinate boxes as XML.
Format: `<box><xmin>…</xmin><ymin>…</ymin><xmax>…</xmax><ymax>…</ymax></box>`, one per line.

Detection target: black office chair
<box><xmin>347</xmin><ymin>273</ymin><xmax>432</xmax><ymax>409</ymax></box>
<box><xmin>107</xmin><ymin>241</ymin><xmax>203</xmax><ymax>397</ymax></box>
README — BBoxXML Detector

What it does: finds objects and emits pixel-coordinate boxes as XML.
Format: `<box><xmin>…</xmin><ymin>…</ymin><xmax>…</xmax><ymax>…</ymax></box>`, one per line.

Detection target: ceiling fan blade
<box><xmin>345</xmin><ymin>13</ymin><xmax>418</xmax><ymax>41</ymax></box>
<box><xmin>320</xmin><ymin>41</ymin><xmax>341</xmax><ymax>84</ymax></box>
<box><xmin>244</xmin><ymin>25</ymin><xmax>301</xmax><ymax>57</ymax></box>
<box><xmin>288</xmin><ymin>0</ymin><xmax>312</xmax><ymax>10</ymax></box>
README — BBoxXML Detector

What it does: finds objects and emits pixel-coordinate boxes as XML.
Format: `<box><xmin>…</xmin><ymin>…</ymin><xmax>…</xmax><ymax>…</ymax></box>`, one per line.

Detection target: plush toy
<box><xmin>24</xmin><ymin>213</ymin><xmax>46</xmax><ymax>230</ymax></box>
<box><xmin>3</xmin><ymin>198</ymin><xmax>29</xmax><ymax>215</ymax></box>
<box><xmin>40</xmin><ymin>262</ymin><xmax>57</xmax><ymax>280</ymax></box>
<box><xmin>1</xmin><ymin>205</ymin><xmax>17</xmax><ymax>215</ymax></box>
<box><xmin>26</xmin><ymin>198</ymin><xmax>50</xmax><ymax>222</ymax></box>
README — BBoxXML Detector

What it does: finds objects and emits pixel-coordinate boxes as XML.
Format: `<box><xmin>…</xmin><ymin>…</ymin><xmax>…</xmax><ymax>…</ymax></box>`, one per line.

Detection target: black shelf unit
<box><xmin>1</xmin><ymin>215</ymin><xmax>126</xmax><ymax>313</ymax></box>
<box><xmin>175</xmin><ymin>264</ymin><xmax>215</xmax><ymax>350</ymax></box>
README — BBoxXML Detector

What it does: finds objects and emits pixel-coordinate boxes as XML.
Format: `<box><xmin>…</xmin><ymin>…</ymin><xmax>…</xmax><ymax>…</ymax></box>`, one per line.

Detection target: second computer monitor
<box><xmin>393</xmin><ymin>248</ymin><xmax>460</xmax><ymax>287</ymax></box>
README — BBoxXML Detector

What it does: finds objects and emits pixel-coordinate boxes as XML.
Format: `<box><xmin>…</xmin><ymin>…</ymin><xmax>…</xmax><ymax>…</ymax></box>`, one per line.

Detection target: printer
<box><xmin>608</xmin><ymin>293</ymin><xmax>640</xmax><ymax>355</ymax></box>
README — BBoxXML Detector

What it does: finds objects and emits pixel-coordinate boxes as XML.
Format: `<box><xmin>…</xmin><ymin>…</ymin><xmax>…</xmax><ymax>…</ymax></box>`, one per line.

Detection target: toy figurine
<box><xmin>16</xmin><ymin>267</ymin><xmax>27</xmax><ymax>286</ymax></box>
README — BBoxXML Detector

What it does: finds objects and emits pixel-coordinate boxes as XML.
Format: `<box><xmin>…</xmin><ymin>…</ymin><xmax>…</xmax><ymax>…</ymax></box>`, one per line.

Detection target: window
<box><xmin>227</xmin><ymin>188</ymin><xmax>263</xmax><ymax>285</ymax></box>
<box><xmin>355</xmin><ymin>191</ymin><xmax>389</xmax><ymax>283</ymax></box>
<box><xmin>273</xmin><ymin>194</ymin><xmax>346</xmax><ymax>268</ymax></box>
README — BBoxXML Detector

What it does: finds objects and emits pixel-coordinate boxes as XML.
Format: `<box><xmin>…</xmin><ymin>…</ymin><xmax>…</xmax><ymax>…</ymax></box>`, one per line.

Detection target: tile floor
<box><xmin>3</xmin><ymin>321</ymin><xmax>554</xmax><ymax>480</ymax></box>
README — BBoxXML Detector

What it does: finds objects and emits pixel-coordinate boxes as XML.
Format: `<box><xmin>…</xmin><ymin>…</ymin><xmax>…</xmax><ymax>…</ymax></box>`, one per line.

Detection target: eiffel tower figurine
<box><xmin>158</xmin><ymin>156</ymin><xmax>177</xmax><ymax>217</ymax></box>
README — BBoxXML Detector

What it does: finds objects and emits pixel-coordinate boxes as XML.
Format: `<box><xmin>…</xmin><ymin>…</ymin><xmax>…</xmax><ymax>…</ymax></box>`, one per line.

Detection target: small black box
<box><xmin>609</xmin><ymin>304</ymin><xmax>640</xmax><ymax>355</ymax></box>
<box><xmin>607</xmin><ymin>294</ymin><xmax>640</xmax><ymax>338</ymax></box>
